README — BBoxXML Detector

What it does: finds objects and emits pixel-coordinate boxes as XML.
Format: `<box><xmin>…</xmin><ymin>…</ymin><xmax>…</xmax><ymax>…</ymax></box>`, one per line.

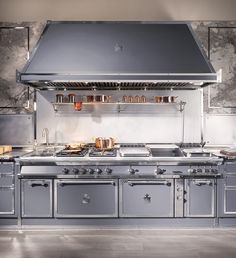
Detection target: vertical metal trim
<box><xmin>33</xmin><ymin>89</ymin><xmax>37</xmax><ymax>144</ymax></box>
<box><xmin>199</xmin><ymin>88</ymin><xmax>204</xmax><ymax>145</ymax></box>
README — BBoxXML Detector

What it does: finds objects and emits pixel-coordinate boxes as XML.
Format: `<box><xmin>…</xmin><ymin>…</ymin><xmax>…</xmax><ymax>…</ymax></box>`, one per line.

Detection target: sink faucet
<box><xmin>42</xmin><ymin>128</ymin><xmax>49</xmax><ymax>146</ymax></box>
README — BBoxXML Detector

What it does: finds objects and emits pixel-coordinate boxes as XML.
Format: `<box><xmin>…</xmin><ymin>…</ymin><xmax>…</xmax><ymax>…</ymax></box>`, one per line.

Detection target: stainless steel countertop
<box><xmin>19</xmin><ymin>146</ymin><xmax>224</xmax><ymax>165</ymax></box>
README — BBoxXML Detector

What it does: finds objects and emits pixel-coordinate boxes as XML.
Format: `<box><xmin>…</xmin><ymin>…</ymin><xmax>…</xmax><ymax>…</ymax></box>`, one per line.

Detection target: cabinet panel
<box><xmin>21</xmin><ymin>179</ymin><xmax>52</xmax><ymax>218</ymax></box>
<box><xmin>218</xmin><ymin>174</ymin><xmax>236</xmax><ymax>217</ymax></box>
<box><xmin>0</xmin><ymin>187</ymin><xmax>14</xmax><ymax>215</ymax></box>
<box><xmin>120</xmin><ymin>179</ymin><xmax>174</xmax><ymax>217</ymax></box>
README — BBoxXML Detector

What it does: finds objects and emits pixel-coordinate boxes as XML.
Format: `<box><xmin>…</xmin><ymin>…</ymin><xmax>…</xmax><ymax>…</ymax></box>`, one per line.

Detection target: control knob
<box><xmin>128</xmin><ymin>167</ymin><xmax>135</xmax><ymax>174</ymax></box>
<box><xmin>95</xmin><ymin>168</ymin><xmax>102</xmax><ymax>174</ymax></box>
<box><xmin>79</xmin><ymin>168</ymin><xmax>87</xmax><ymax>174</ymax></box>
<box><xmin>211</xmin><ymin>168</ymin><xmax>218</xmax><ymax>174</ymax></box>
<box><xmin>188</xmin><ymin>168</ymin><xmax>196</xmax><ymax>174</ymax></box>
<box><xmin>87</xmin><ymin>168</ymin><xmax>94</xmax><ymax>174</ymax></box>
<box><xmin>105</xmin><ymin>168</ymin><xmax>112</xmax><ymax>174</ymax></box>
<box><xmin>197</xmin><ymin>168</ymin><xmax>202</xmax><ymax>173</ymax></box>
<box><xmin>155</xmin><ymin>167</ymin><xmax>166</xmax><ymax>175</ymax></box>
<box><xmin>72</xmin><ymin>168</ymin><xmax>79</xmax><ymax>174</ymax></box>
<box><xmin>62</xmin><ymin>168</ymin><xmax>69</xmax><ymax>174</ymax></box>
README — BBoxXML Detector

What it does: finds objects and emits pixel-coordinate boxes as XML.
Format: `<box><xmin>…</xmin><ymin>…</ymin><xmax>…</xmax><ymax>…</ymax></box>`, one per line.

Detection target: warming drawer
<box><xmin>54</xmin><ymin>179</ymin><xmax>118</xmax><ymax>218</ymax></box>
<box><xmin>119</xmin><ymin>179</ymin><xmax>174</xmax><ymax>217</ymax></box>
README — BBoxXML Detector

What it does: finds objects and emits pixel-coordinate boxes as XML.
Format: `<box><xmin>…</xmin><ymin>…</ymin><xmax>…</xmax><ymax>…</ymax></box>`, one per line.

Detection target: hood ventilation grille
<box><xmin>18</xmin><ymin>22</ymin><xmax>220</xmax><ymax>90</ymax></box>
<box><xmin>26</xmin><ymin>81</ymin><xmax>207</xmax><ymax>90</ymax></box>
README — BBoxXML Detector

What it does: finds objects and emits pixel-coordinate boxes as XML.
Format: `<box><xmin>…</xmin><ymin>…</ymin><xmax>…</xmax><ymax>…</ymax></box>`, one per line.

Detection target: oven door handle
<box><xmin>192</xmin><ymin>180</ymin><xmax>213</xmax><ymax>186</ymax></box>
<box><xmin>59</xmin><ymin>180</ymin><xmax>116</xmax><ymax>187</ymax></box>
<box><xmin>28</xmin><ymin>181</ymin><xmax>49</xmax><ymax>187</ymax></box>
<box><xmin>128</xmin><ymin>181</ymin><xmax>171</xmax><ymax>187</ymax></box>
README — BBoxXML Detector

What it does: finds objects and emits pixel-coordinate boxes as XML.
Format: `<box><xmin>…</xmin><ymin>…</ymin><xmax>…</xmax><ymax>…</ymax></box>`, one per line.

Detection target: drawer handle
<box><xmin>59</xmin><ymin>181</ymin><xmax>116</xmax><ymax>187</ymax></box>
<box><xmin>128</xmin><ymin>181</ymin><xmax>171</xmax><ymax>187</ymax></box>
<box><xmin>144</xmin><ymin>193</ymin><xmax>151</xmax><ymax>202</ymax></box>
<box><xmin>30</xmin><ymin>183</ymin><xmax>49</xmax><ymax>188</ymax></box>
<box><xmin>193</xmin><ymin>180</ymin><xmax>212</xmax><ymax>186</ymax></box>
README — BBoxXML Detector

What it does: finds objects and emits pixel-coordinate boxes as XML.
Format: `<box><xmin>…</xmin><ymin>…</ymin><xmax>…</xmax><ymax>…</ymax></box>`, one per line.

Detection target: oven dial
<box><xmin>155</xmin><ymin>168</ymin><xmax>166</xmax><ymax>175</ymax></box>
<box><xmin>105</xmin><ymin>168</ymin><xmax>112</xmax><ymax>174</ymax></box>
<box><xmin>95</xmin><ymin>168</ymin><xmax>102</xmax><ymax>174</ymax></box>
<box><xmin>88</xmin><ymin>168</ymin><xmax>94</xmax><ymax>174</ymax></box>
<box><xmin>72</xmin><ymin>168</ymin><xmax>79</xmax><ymax>174</ymax></box>
<box><xmin>62</xmin><ymin>168</ymin><xmax>69</xmax><ymax>174</ymax></box>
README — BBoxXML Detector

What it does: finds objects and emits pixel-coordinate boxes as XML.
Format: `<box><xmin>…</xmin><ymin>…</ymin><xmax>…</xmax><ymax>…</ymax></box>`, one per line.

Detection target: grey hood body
<box><xmin>18</xmin><ymin>22</ymin><xmax>220</xmax><ymax>90</ymax></box>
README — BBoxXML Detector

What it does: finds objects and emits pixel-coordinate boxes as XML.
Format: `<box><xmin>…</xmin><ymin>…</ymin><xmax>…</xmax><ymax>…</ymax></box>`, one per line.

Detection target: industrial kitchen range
<box><xmin>1</xmin><ymin>21</ymin><xmax>236</xmax><ymax>229</ymax></box>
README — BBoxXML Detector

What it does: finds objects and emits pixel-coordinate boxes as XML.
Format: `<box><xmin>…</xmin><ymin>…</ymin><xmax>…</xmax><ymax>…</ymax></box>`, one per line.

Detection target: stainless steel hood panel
<box><xmin>18</xmin><ymin>22</ymin><xmax>219</xmax><ymax>89</ymax></box>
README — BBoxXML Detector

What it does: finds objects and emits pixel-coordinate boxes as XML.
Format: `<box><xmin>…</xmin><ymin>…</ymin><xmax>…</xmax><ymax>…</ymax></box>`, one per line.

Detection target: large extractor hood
<box><xmin>17</xmin><ymin>21</ymin><xmax>221</xmax><ymax>90</ymax></box>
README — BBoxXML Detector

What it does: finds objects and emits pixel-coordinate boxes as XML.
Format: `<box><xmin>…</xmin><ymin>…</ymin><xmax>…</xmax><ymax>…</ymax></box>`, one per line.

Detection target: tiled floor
<box><xmin>1</xmin><ymin>229</ymin><xmax>236</xmax><ymax>258</ymax></box>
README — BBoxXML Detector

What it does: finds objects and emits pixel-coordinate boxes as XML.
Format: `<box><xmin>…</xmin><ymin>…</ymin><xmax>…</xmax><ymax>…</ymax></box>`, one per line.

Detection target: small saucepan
<box><xmin>95</xmin><ymin>137</ymin><xmax>115</xmax><ymax>150</ymax></box>
<box><xmin>162</xmin><ymin>96</ymin><xmax>178</xmax><ymax>103</ymax></box>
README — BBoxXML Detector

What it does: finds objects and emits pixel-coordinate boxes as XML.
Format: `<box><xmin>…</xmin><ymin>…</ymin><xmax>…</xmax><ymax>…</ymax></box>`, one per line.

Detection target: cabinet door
<box><xmin>185</xmin><ymin>179</ymin><xmax>216</xmax><ymax>217</ymax></box>
<box><xmin>0</xmin><ymin>187</ymin><xmax>14</xmax><ymax>215</ymax></box>
<box><xmin>218</xmin><ymin>175</ymin><xmax>236</xmax><ymax>217</ymax></box>
<box><xmin>21</xmin><ymin>179</ymin><xmax>52</xmax><ymax>218</ymax></box>
<box><xmin>55</xmin><ymin>180</ymin><xmax>118</xmax><ymax>218</ymax></box>
<box><xmin>120</xmin><ymin>179</ymin><xmax>174</xmax><ymax>217</ymax></box>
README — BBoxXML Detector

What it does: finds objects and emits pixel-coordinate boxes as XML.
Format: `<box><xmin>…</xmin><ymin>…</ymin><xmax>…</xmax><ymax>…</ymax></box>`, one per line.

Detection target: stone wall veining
<box><xmin>0</xmin><ymin>21</ymin><xmax>235</xmax><ymax>115</ymax></box>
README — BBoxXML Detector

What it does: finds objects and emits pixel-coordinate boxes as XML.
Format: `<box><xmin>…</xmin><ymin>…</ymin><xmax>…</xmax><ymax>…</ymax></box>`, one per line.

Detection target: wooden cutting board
<box><xmin>0</xmin><ymin>145</ymin><xmax>12</xmax><ymax>154</ymax></box>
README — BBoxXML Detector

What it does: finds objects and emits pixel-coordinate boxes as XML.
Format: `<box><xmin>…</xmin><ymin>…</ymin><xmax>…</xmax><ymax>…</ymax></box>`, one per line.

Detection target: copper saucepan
<box><xmin>95</xmin><ymin>137</ymin><xmax>115</xmax><ymax>150</ymax></box>
<box><xmin>155</xmin><ymin>96</ymin><xmax>178</xmax><ymax>103</ymax></box>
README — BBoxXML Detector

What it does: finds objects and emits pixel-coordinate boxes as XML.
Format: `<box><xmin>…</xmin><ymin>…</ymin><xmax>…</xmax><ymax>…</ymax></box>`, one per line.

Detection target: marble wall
<box><xmin>0</xmin><ymin>21</ymin><xmax>235</xmax><ymax>115</ymax></box>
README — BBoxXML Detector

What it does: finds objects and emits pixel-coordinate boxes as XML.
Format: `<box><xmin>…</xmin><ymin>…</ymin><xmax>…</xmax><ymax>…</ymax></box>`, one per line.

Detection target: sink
<box><xmin>184</xmin><ymin>152</ymin><xmax>216</xmax><ymax>158</ymax></box>
<box><xmin>150</xmin><ymin>148</ymin><xmax>184</xmax><ymax>157</ymax></box>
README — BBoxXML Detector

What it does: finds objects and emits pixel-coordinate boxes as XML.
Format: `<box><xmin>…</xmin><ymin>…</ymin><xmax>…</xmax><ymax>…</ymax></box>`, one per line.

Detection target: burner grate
<box><xmin>56</xmin><ymin>148</ymin><xmax>89</xmax><ymax>157</ymax></box>
<box><xmin>89</xmin><ymin>148</ymin><xmax>117</xmax><ymax>157</ymax></box>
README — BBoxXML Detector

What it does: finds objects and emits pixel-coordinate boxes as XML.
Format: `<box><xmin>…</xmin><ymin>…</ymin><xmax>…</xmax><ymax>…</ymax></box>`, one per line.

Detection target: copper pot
<box><xmin>155</xmin><ymin>96</ymin><xmax>163</xmax><ymax>103</ymax></box>
<box><xmin>95</xmin><ymin>137</ymin><xmax>115</xmax><ymax>150</ymax></box>
<box><xmin>162</xmin><ymin>96</ymin><xmax>178</xmax><ymax>103</ymax></box>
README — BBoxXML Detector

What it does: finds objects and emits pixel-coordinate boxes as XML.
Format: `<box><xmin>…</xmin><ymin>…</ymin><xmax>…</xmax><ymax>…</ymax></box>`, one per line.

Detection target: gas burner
<box><xmin>56</xmin><ymin>148</ymin><xmax>88</xmax><ymax>157</ymax></box>
<box><xmin>89</xmin><ymin>148</ymin><xmax>117</xmax><ymax>157</ymax></box>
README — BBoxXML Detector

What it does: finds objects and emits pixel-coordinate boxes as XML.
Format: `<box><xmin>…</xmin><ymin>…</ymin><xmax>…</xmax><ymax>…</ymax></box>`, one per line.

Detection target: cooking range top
<box><xmin>56</xmin><ymin>145</ymin><xmax>117</xmax><ymax>157</ymax></box>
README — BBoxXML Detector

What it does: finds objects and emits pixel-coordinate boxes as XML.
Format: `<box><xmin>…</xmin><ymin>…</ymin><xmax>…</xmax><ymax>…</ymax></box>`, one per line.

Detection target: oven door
<box><xmin>119</xmin><ymin>179</ymin><xmax>174</xmax><ymax>217</ymax></box>
<box><xmin>185</xmin><ymin>178</ymin><xmax>216</xmax><ymax>217</ymax></box>
<box><xmin>54</xmin><ymin>179</ymin><xmax>118</xmax><ymax>218</ymax></box>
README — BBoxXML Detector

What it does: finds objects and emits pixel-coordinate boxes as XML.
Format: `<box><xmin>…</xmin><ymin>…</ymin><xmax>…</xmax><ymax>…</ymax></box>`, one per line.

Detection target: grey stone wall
<box><xmin>0</xmin><ymin>21</ymin><xmax>235</xmax><ymax>114</ymax></box>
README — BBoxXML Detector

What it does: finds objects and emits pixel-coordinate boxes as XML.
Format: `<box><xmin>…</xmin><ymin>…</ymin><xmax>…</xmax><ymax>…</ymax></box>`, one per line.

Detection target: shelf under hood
<box><xmin>17</xmin><ymin>21</ymin><xmax>221</xmax><ymax>90</ymax></box>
